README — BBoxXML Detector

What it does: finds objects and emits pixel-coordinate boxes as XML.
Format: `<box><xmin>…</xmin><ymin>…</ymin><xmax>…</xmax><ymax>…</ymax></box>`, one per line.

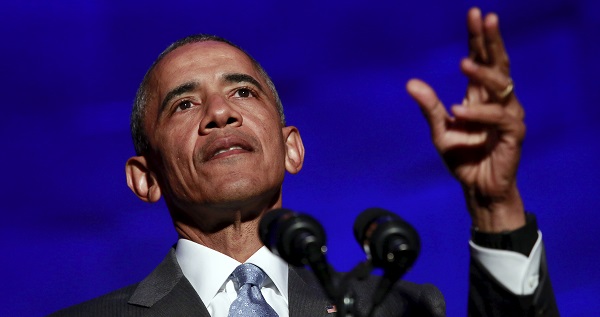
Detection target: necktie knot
<box><xmin>231</xmin><ymin>263</ymin><xmax>266</xmax><ymax>288</ymax></box>
<box><xmin>228</xmin><ymin>263</ymin><xmax>279</xmax><ymax>317</ymax></box>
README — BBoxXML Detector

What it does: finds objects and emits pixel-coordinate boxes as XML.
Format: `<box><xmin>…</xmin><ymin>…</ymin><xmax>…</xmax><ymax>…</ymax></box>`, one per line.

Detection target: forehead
<box><xmin>151</xmin><ymin>41</ymin><xmax>259</xmax><ymax>89</ymax></box>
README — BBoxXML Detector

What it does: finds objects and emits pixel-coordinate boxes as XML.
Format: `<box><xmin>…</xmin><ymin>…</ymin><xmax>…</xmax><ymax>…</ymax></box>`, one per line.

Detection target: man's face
<box><xmin>141</xmin><ymin>41</ymin><xmax>297</xmax><ymax>213</ymax></box>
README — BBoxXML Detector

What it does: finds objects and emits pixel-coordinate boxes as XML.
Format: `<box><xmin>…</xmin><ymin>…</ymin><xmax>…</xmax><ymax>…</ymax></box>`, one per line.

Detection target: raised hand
<box><xmin>406</xmin><ymin>7</ymin><xmax>526</xmax><ymax>232</ymax></box>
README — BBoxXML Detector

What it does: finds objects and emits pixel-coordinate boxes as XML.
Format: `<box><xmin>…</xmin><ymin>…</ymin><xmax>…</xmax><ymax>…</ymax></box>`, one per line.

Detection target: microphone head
<box><xmin>259</xmin><ymin>208</ymin><xmax>291</xmax><ymax>247</ymax></box>
<box><xmin>259</xmin><ymin>208</ymin><xmax>326</xmax><ymax>267</ymax></box>
<box><xmin>353</xmin><ymin>207</ymin><xmax>392</xmax><ymax>244</ymax></box>
<box><xmin>353</xmin><ymin>208</ymin><xmax>420</xmax><ymax>270</ymax></box>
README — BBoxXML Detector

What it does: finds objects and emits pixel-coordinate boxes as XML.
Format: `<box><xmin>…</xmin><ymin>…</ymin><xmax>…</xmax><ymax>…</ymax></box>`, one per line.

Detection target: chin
<box><xmin>210</xmin><ymin>179</ymin><xmax>281</xmax><ymax>209</ymax></box>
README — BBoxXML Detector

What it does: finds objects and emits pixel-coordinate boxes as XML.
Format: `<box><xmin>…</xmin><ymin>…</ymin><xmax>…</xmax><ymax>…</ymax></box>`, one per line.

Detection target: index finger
<box><xmin>467</xmin><ymin>7</ymin><xmax>488</xmax><ymax>64</ymax></box>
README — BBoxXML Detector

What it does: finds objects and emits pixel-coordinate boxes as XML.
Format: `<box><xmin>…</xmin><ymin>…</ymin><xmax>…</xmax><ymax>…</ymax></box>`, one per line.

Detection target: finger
<box><xmin>406</xmin><ymin>79</ymin><xmax>449</xmax><ymax>138</ymax></box>
<box><xmin>483</xmin><ymin>13</ymin><xmax>510</xmax><ymax>73</ymax></box>
<box><xmin>464</xmin><ymin>82</ymin><xmax>489</xmax><ymax>106</ymax></box>
<box><xmin>467</xmin><ymin>7</ymin><xmax>488</xmax><ymax>64</ymax></box>
<box><xmin>461</xmin><ymin>58</ymin><xmax>513</xmax><ymax>96</ymax></box>
<box><xmin>441</xmin><ymin>128</ymin><xmax>489</xmax><ymax>147</ymax></box>
<box><xmin>451</xmin><ymin>104</ymin><xmax>525</xmax><ymax>138</ymax></box>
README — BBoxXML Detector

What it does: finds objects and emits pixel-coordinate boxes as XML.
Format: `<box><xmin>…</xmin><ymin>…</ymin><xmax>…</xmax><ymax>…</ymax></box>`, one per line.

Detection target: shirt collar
<box><xmin>175</xmin><ymin>239</ymin><xmax>289</xmax><ymax>306</ymax></box>
<box><xmin>246</xmin><ymin>245</ymin><xmax>289</xmax><ymax>302</ymax></box>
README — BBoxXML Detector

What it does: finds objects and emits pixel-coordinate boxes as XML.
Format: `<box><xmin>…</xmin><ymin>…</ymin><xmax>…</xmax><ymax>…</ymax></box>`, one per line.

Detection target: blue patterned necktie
<box><xmin>228</xmin><ymin>263</ymin><xmax>279</xmax><ymax>317</ymax></box>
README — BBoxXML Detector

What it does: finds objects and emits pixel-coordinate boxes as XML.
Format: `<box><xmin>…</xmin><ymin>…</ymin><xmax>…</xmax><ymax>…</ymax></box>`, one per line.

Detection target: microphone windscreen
<box><xmin>259</xmin><ymin>208</ymin><xmax>293</xmax><ymax>248</ymax></box>
<box><xmin>353</xmin><ymin>207</ymin><xmax>398</xmax><ymax>244</ymax></box>
<box><xmin>258</xmin><ymin>208</ymin><xmax>326</xmax><ymax>267</ymax></box>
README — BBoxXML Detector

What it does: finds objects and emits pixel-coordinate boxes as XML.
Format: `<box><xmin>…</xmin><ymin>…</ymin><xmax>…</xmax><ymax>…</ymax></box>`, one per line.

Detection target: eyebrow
<box><xmin>223</xmin><ymin>73</ymin><xmax>265</xmax><ymax>93</ymax></box>
<box><xmin>159</xmin><ymin>81</ymin><xmax>198</xmax><ymax>114</ymax></box>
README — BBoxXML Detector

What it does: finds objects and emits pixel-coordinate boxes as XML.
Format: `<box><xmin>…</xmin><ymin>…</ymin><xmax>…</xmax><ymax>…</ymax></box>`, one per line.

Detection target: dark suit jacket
<box><xmin>50</xmin><ymin>247</ymin><xmax>557</xmax><ymax>317</ymax></box>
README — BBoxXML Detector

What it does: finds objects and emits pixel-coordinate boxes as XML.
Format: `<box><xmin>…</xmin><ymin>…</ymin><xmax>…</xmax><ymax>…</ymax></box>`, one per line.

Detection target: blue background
<box><xmin>1</xmin><ymin>0</ymin><xmax>599</xmax><ymax>316</ymax></box>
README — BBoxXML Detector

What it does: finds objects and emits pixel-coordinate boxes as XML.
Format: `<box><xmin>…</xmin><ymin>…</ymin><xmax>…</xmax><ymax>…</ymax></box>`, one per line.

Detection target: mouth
<box><xmin>203</xmin><ymin>135</ymin><xmax>256</xmax><ymax>161</ymax></box>
<box><xmin>212</xmin><ymin>145</ymin><xmax>244</xmax><ymax>157</ymax></box>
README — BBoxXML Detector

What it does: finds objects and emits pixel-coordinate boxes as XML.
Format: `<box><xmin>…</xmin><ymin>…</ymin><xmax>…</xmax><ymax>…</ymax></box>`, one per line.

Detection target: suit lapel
<box><xmin>128</xmin><ymin>248</ymin><xmax>211</xmax><ymax>317</ymax></box>
<box><xmin>288</xmin><ymin>266</ymin><xmax>335</xmax><ymax>317</ymax></box>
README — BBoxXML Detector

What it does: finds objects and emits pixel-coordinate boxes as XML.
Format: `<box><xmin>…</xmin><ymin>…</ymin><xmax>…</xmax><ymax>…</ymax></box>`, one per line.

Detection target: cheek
<box><xmin>156</xmin><ymin>116</ymin><xmax>199</xmax><ymax>151</ymax></box>
<box><xmin>251</xmin><ymin>105</ymin><xmax>283</xmax><ymax>135</ymax></box>
<box><xmin>250</xmin><ymin>114</ymin><xmax>284</xmax><ymax>154</ymax></box>
<box><xmin>155</xmin><ymin>124</ymin><xmax>198</xmax><ymax>179</ymax></box>
<box><xmin>262</xmin><ymin>129</ymin><xmax>287</xmax><ymax>170</ymax></box>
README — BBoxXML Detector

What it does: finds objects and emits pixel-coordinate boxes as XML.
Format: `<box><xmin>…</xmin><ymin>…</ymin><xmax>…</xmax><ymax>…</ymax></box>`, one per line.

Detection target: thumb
<box><xmin>406</xmin><ymin>79</ymin><xmax>448</xmax><ymax>137</ymax></box>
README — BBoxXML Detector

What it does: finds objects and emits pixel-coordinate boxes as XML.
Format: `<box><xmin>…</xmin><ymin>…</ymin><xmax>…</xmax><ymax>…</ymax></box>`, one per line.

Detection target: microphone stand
<box><xmin>334</xmin><ymin>261</ymin><xmax>372</xmax><ymax>317</ymax></box>
<box><xmin>333</xmin><ymin>260</ymin><xmax>411</xmax><ymax>317</ymax></box>
<box><xmin>303</xmin><ymin>237</ymin><xmax>337</xmax><ymax>301</ymax></box>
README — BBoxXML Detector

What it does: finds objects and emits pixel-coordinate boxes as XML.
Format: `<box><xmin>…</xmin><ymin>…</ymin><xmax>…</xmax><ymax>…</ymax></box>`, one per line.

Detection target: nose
<box><xmin>198</xmin><ymin>94</ymin><xmax>242</xmax><ymax>135</ymax></box>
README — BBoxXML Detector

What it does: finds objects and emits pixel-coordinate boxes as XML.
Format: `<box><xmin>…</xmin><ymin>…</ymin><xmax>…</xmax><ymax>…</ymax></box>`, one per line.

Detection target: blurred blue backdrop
<box><xmin>1</xmin><ymin>0</ymin><xmax>599</xmax><ymax>316</ymax></box>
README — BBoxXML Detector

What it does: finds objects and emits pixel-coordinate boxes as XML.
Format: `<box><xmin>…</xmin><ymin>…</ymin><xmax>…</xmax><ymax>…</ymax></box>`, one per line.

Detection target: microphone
<box><xmin>353</xmin><ymin>207</ymin><xmax>420</xmax><ymax>271</ymax></box>
<box><xmin>259</xmin><ymin>208</ymin><xmax>336</xmax><ymax>299</ymax></box>
<box><xmin>353</xmin><ymin>208</ymin><xmax>420</xmax><ymax>311</ymax></box>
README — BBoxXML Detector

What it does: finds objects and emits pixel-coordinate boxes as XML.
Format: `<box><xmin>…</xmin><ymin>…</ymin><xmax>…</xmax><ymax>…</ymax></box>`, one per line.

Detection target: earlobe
<box><xmin>282</xmin><ymin>126</ymin><xmax>305</xmax><ymax>174</ymax></box>
<box><xmin>125</xmin><ymin>156</ymin><xmax>162</xmax><ymax>203</ymax></box>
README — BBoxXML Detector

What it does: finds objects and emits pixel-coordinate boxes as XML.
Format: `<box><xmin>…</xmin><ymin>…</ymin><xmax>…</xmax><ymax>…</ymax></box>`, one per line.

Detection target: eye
<box><xmin>175</xmin><ymin>100</ymin><xmax>194</xmax><ymax>112</ymax></box>
<box><xmin>233</xmin><ymin>87</ymin><xmax>256</xmax><ymax>98</ymax></box>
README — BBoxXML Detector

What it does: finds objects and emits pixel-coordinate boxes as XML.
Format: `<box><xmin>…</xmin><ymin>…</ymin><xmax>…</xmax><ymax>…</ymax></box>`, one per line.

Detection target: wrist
<box><xmin>465</xmin><ymin>183</ymin><xmax>526</xmax><ymax>232</ymax></box>
<box><xmin>471</xmin><ymin>212</ymin><xmax>539</xmax><ymax>256</ymax></box>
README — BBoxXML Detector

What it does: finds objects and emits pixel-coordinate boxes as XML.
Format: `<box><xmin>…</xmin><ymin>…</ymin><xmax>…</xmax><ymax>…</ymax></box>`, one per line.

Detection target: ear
<box><xmin>282</xmin><ymin>126</ymin><xmax>305</xmax><ymax>174</ymax></box>
<box><xmin>125</xmin><ymin>156</ymin><xmax>162</xmax><ymax>203</ymax></box>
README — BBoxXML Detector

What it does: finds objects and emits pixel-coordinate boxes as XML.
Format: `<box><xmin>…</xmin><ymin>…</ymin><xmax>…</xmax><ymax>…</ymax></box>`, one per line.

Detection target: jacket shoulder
<box><xmin>48</xmin><ymin>284</ymin><xmax>143</xmax><ymax>317</ymax></box>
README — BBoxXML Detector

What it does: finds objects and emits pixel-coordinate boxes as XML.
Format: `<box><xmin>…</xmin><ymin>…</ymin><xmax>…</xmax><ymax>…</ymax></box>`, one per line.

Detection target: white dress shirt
<box><xmin>175</xmin><ymin>239</ymin><xmax>289</xmax><ymax>317</ymax></box>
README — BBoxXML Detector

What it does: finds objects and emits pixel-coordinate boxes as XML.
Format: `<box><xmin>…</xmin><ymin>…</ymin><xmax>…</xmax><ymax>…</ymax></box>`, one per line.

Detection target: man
<box><xmin>51</xmin><ymin>7</ymin><xmax>558</xmax><ymax>317</ymax></box>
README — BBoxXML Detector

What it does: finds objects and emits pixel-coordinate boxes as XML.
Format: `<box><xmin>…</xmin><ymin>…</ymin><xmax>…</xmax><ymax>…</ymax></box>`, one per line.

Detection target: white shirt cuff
<box><xmin>469</xmin><ymin>231</ymin><xmax>543</xmax><ymax>295</ymax></box>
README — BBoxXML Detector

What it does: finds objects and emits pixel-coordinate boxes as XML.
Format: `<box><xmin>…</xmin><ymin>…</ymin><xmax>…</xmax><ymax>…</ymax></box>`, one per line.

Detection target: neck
<box><xmin>169</xmin><ymin>192</ymin><xmax>282</xmax><ymax>262</ymax></box>
<box><xmin>174</xmin><ymin>212</ymin><xmax>265</xmax><ymax>262</ymax></box>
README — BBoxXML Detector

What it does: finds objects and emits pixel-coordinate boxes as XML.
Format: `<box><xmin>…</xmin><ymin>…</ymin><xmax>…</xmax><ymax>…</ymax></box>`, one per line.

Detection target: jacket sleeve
<box><xmin>468</xmin><ymin>241</ymin><xmax>560</xmax><ymax>316</ymax></box>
